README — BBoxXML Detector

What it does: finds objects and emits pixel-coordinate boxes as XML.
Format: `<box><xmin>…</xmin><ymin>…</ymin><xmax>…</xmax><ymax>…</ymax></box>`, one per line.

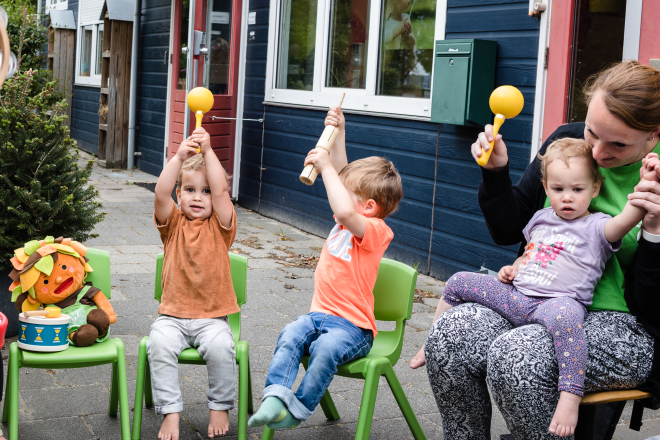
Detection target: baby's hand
<box><xmin>175</xmin><ymin>141</ymin><xmax>200</xmax><ymax>162</ymax></box>
<box><xmin>497</xmin><ymin>265</ymin><xmax>517</xmax><ymax>284</ymax></box>
<box><xmin>190</xmin><ymin>127</ymin><xmax>212</xmax><ymax>154</ymax></box>
<box><xmin>640</xmin><ymin>153</ymin><xmax>660</xmax><ymax>182</ymax></box>
<box><xmin>325</xmin><ymin>106</ymin><xmax>345</xmax><ymax>131</ymax></box>
<box><xmin>402</xmin><ymin>19</ymin><xmax>412</xmax><ymax>37</ymax></box>
<box><xmin>304</xmin><ymin>148</ymin><xmax>333</xmax><ymax>174</ymax></box>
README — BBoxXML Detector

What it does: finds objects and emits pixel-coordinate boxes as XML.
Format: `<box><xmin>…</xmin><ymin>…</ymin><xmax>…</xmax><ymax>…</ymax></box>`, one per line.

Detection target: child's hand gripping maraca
<box><xmin>186</xmin><ymin>87</ymin><xmax>214</xmax><ymax>153</ymax></box>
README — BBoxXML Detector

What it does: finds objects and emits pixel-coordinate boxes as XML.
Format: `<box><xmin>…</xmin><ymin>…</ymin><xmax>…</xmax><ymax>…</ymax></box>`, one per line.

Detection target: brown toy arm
<box><xmin>92</xmin><ymin>292</ymin><xmax>117</xmax><ymax>324</ymax></box>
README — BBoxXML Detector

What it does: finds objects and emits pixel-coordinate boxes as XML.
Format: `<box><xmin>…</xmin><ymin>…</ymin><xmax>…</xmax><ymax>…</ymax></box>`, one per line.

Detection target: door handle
<box><xmin>181</xmin><ymin>47</ymin><xmax>188</xmax><ymax>54</ymax></box>
<box><xmin>163</xmin><ymin>50</ymin><xmax>168</xmax><ymax>65</ymax></box>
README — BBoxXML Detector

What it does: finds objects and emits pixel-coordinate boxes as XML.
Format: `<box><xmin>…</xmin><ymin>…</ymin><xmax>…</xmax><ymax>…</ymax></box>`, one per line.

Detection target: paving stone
<box><xmin>110</xmin><ymin>253</ymin><xmax>157</xmax><ymax>265</ymax></box>
<box><xmin>14</xmin><ymin>368</ymin><xmax>58</xmax><ymax>390</ymax></box>
<box><xmin>20</xmin><ymin>384</ymin><xmax>110</xmax><ymax>418</ymax></box>
<box><xmin>247</xmin><ymin>259</ymin><xmax>283</xmax><ymax>269</ymax></box>
<box><xmin>14</xmin><ymin>416</ymin><xmax>95</xmax><ymax>439</ymax></box>
<box><xmin>111</xmin><ymin>263</ymin><xmax>152</xmax><ymax>274</ymax></box>
<box><xmin>111</xmin><ymin>315</ymin><xmax>155</xmax><ymax>335</ymax></box>
<box><xmin>112</xmin><ymin>245</ymin><xmax>164</xmax><ymax>255</ymax></box>
<box><xmin>112</xmin><ymin>299</ymin><xmax>160</xmax><ymax>316</ymax></box>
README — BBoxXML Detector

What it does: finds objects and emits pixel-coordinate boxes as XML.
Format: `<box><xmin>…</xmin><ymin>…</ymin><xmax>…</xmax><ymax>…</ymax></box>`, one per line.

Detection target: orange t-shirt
<box><xmin>310</xmin><ymin>217</ymin><xmax>394</xmax><ymax>336</ymax></box>
<box><xmin>155</xmin><ymin>206</ymin><xmax>239</xmax><ymax>319</ymax></box>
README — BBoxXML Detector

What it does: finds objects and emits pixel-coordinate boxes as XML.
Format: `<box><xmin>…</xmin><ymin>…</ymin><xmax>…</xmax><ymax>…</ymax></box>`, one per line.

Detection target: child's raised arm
<box><xmin>154</xmin><ymin>140</ymin><xmax>198</xmax><ymax>224</ymax></box>
<box><xmin>325</xmin><ymin>106</ymin><xmax>348</xmax><ymax>173</ymax></box>
<box><xmin>189</xmin><ymin>127</ymin><xmax>234</xmax><ymax>227</ymax></box>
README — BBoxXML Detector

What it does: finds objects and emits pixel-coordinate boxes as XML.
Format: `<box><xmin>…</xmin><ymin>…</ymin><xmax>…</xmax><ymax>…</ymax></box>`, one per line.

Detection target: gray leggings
<box><xmin>425</xmin><ymin>303</ymin><xmax>654</xmax><ymax>440</ymax></box>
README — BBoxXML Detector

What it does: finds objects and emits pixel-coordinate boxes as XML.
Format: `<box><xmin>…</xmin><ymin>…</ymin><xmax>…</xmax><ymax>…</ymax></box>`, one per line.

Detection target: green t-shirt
<box><xmin>543</xmin><ymin>142</ymin><xmax>660</xmax><ymax>312</ymax></box>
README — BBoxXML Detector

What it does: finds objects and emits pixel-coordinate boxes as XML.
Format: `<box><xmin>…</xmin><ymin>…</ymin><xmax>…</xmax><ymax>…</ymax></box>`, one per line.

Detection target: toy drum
<box><xmin>18</xmin><ymin>313</ymin><xmax>70</xmax><ymax>352</ymax></box>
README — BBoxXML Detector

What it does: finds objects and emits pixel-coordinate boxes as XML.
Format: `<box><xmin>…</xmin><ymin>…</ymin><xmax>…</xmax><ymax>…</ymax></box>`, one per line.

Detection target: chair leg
<box><xmin>109</xmin><ymin>361</ymin><xmax>119</xmax><ymax>417</ymax></box>
<box><xmin>261</xmin><ymin>426</ymin><xmax>275</xmax><ymax>440</ymax></box>
<box><xmin>575</xmin><ymin>405</ymin><xmax>597</xmax><ymax>440</ymax></box>
<box><xmin>1</xmin><ymin>344</ymin><xmax>13</xmax><ymax>424</ymax></box>
<box><xmin>144</xmin><ymin>359</ymin><xmax>154</xmax><ymax>408</ymax></box>
<box><xmin>236</xmin><ymin>341</ymin><xmax>249</xmax><ymax>440</ymax></box>
<box><xmin>318</xmin><ymin>389</ymin><xmax>340</xmax><ymax>421</ymax></box>
<box><xmin>132</xmin><ymin>336</ymin><xmax>149</xmax><ymax>440</ymax></box>
<box><xmin>115</xmin><ymin>340</ymin><xmax>131</xmax><ymax>440</ymax></box>
<box><xmin>247</xmin><ymin>356</ymin><xmax>254</xmax><ymax>414</ymax></box>
<box><xmin>354</xmin><ymin>359</ymin><xmax>386</xmax><ymax>440</ymax></box>
<box><xmin>384</xmin><ymin>365</ymin><xmax>427</xmax><ymax>440</ymax></box>
<box><xmin>7</xmin><ymin>343</ymin><xmax>19</xmax><ymax>440</ymax></box>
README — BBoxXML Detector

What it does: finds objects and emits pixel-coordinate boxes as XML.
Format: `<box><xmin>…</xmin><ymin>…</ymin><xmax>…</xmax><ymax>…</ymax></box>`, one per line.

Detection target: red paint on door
<box><xmin>639</xmin><ymin>0</ymin><xmax>660</xmax><ymax>65</ymax></box>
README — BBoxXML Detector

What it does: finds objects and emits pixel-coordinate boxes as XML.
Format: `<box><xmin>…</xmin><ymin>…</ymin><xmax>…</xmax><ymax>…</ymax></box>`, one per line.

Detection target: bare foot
<box><xmin>159</xmin><ymin>413</ymin><xmax>180</xmax><ymax>440</ymax></box>
<box><xmin>208</xmin><ymin>409</ymin><xmax>229</xmax><ymax>438</ymax></box>
<box><xmin>410</xmin><ymin>346</ymin><xmax>426</xmax><ymax>369</ymax></box>
<box><xmin>548</xmin><ymin>391</ymin><xmax>581</xmax><ymax>437</ymax></box>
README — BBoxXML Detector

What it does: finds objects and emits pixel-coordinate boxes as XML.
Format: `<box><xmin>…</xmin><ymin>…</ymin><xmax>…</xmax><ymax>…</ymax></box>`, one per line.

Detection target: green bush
<box><xmin>1</xmin><ymin>0</ymin><xmax>49</xmax><ymax>72</ymax></box>
<box><xmin>0</xmin><ymin>70</ymin><xmax>105</xmax><ymax>270</ymax></box>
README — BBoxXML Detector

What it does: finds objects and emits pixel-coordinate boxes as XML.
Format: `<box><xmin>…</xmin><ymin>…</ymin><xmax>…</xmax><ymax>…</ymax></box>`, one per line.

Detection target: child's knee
<box><xmin>200</xmin><ymin>330</ymin><xmax>235</xmax><ymax>360</ymax></box>
<box><xmin>148</xmin><ymin>328</ymin><xmax>183</xmax><ymax>360</ymax></box>
<box><xmin>277</xmin><ymin>315</ymin><xmax>314</xmax><ymax>346</ymax></box>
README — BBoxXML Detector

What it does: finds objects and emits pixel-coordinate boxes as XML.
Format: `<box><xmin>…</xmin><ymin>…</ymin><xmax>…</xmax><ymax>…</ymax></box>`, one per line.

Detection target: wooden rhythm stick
<box><xmin>299</xmin><ymin>93</ymin><xmax>346</xmax><ymax>186</ymax></box>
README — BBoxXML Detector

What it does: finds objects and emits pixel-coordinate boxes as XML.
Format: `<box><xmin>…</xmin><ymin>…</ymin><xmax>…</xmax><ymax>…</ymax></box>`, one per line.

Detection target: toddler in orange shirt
<box><xmin>248</xmin><ymin>107</ymin><xmax>404</xmax><ymax>429</ymax></box>
<box><xmin>150</xmin><ymin>127</ymin><xmax>238</xmax><ymax>440</ymax></box>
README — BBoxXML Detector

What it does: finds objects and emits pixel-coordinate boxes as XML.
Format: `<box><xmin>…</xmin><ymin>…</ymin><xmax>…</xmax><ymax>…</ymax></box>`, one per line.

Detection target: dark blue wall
<box><xmin>135</xmin><ymin>0</ymin><xmax>171</xmax><ymax>176</ymax></box>
<box><xmin>238</xmin><ymin>0</ymin><xmax>540</xmax><ymax>279</ymax></box>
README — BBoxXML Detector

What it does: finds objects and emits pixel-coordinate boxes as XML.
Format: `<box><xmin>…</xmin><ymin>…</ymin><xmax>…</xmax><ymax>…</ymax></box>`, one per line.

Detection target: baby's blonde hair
<box><xmin>537</xmin><ymin>138</ymin><xmax>603</xmax><ymax>185</ymax></box>
<box><xmin>338</xmin><ymin>156</ymin><xmax>403</xmax><ymax>219</ymax></box>
<box><xmin>175</xmin><ymin>154</ymin><xmax>232</xmax><ymax>189</ymax></box>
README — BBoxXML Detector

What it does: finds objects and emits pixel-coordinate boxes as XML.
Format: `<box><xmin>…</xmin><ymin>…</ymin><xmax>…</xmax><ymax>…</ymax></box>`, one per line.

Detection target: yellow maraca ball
<box><xmin>187</xmin><ymin>87</ymin><xmax>214</xmax><ymax>115</ymax></box>
<box><xmin>476</xmin><ymin>85</ymin><xmax>524</xmax><ymax>166</ymax></box>
<box><xmin>489</xmin><ymin>85</ymin><xmax>524</xmax><ymax>119</ymax></box>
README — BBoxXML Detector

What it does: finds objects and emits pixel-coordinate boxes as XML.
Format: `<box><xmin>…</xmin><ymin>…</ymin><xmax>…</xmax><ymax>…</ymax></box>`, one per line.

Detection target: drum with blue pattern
<box><xmin>18</xmin><ymin>313</ymin><xmax>70</xmax><ymax>352</ymax></box>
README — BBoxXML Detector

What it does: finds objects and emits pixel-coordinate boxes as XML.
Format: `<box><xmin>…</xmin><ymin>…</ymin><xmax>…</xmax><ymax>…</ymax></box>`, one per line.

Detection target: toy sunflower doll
<box><xmin>7</xmin><ymin>236</ymin><xmax>117</xmax><ymax>347</ymax></box>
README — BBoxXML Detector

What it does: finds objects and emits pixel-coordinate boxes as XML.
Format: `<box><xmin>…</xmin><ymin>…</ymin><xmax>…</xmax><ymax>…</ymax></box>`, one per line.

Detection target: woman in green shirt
<box><xmin>420</xmin><ymin>61</ymin><xmax>660</xmax><ymax>439</ymax></box>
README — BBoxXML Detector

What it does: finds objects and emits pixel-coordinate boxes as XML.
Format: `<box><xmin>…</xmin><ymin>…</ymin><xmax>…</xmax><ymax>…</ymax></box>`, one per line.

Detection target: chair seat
<box><xmin>19</xmin><ymin>338</ymin><xmax>123</xmax><ymax>368</ymax></box>
<box><xmin>581</xmin><ymin>389</ymin><xmax>652</xmax><ymax>406</ymax></box>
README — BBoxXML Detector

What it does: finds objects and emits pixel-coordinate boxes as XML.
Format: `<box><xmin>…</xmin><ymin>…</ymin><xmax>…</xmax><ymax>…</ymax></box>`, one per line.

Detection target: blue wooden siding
<box><xmin>70</xmin><ymin>85</ymin><xmax>101</xmax><ymax>154</ymax></box>
<box><xmin>135</xmin><ymin>0</ymin><xmax>171</xmax><ymax>176</ymax></box>
<box><xmin>238</xmin><ymin>0</ymin><xmax>540</xmax><ymax>280</ymax></box>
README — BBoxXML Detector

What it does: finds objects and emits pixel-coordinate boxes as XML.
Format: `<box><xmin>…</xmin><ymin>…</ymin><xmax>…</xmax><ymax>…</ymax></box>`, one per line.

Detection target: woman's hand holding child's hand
<box><xmin>325</xmin><ymin>106</ymin><xmax>345</xmax><ymax>131</ymax></box>
<box><xmin>176</xmin><ymin>141</ymin><xmax>200</xmax><ymax>162</ymax></box>
<box><xmin>640</xmin><ymin>153</ymin><xmax>660</xmax><ymax>182</ymax></box>
<box><xmin>304</xmin><ymin>148</ymin><xmax>333</xmax><ymax>174</ymax></box>
<box><xmin>498</xmin><ymin>265</ymin><xmax>517</xmax><ymax>284</ymax></box>
<box><xmin>190</xmin><ymin>128</ymin><xmax>212</xmax><ymax>154</ymax></box>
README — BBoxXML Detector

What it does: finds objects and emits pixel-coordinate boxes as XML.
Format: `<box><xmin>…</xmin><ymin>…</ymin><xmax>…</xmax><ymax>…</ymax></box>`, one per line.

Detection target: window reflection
<box><xmin>207</xmin><ymin>0</ymin><xmax>232</xmax><ymax>94</ymax></box>
<box><xmin>325</xmin><ymin>0</ymin><xmax>369</xmax><ymax>89</ymax></box>
<box><xmin>376</xmin><ymin>0</ymin><xmax>435</xmax><ymax>98</ymax></box>
<box><xmin>277</xmin><ymin>0</ymin><xmax>317</xmax><ymax>90</ymax></box>
<box><xmin>80</xmin><ymin>27</ymin><xmax>92</xmax><ymax>77</ymax></box>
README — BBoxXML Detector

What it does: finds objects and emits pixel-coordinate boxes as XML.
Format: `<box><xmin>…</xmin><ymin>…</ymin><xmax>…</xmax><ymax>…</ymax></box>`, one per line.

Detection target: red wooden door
<box><xmin>167</xmin><ymin>0</ymin><xmax>242</xmax><ymax>180</ymax></box>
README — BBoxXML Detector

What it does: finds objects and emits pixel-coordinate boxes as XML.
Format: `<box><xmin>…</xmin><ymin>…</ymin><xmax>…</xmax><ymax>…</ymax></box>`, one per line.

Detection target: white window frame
<box><xmin>75</xmin><ymin>22</ymin><xmax>103</xmax><ymax>86</ymax></box>
<box><xmin>45</xmin><ymin>0</ymin><xmax>69</xmax><ymax>12</ymax></box>
<box><xmin>264</xmin><ymin>0</ymin><xmax>447</xmax><ymax>119</ymax></box>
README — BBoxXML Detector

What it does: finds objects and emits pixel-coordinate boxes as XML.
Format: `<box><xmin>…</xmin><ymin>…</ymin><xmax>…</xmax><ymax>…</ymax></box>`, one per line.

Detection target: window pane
<box><xmin>80</xmin><ymin>28</ymin><xmax>92</xmax><ymax>77</ymax></box>
<box><xmin>207</xmin><ymin>0</ymin><xmax>232</xmax><ymax>94</ymax></box>
<box><xmin>177</xmin><ymin>0</ymin><xmax>190</xmax><ymax>90</ymax></box>
<box><xmin>376</xmin><ymin>0</ymin><xmax>435</xmax><ymax>97</ymax></box>
<box><xmin>325</xmin><ymin>0</ymin><xmax>369</xmax><ymax>89</ymax></box>
<box><xmin>96</xmin><ymin>26</ymin><xmax>104</xmax><ymax>76</ymax></box>
<box><xmin>277</xmin><ymin>0</ymin><xmax>317</xmax><ymax>90</ymax></box>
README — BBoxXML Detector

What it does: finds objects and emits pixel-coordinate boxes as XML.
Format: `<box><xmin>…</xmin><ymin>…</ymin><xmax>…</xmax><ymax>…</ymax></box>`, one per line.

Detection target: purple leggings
<box><xmin>443</xmin><ymin>272</ymin><xmax>588</xmax><ymax>396</ymax></box>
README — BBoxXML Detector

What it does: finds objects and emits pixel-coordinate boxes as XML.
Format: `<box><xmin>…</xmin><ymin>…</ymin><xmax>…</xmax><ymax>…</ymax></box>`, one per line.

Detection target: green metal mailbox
<box><xmin>430</xmin><ymin>39</ymin><xmax>497</xmax><ymax>127</ymax></box>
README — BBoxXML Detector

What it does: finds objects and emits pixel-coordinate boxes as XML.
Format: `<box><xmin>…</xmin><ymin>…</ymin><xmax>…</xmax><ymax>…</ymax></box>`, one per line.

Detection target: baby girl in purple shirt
<box><xmin>412</xmin><ymin>138</ymin><xmax>660</xmax><ymax>437</ymax></box>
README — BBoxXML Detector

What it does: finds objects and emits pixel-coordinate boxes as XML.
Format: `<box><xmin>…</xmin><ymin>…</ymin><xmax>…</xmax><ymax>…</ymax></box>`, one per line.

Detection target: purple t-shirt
<box><xmin>513</xmin><ymin>207</ymin><xmax>622</xmax><ymax>306</ymax></box>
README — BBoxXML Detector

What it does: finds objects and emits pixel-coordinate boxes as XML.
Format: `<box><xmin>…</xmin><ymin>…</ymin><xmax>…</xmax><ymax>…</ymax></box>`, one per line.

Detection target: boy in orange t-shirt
<box><xmin>248</xmin><ymin>107</ymin><xmax>404</xmax><ymax>429</ymax></box>
<box><xmin>150</xmin><ymin>128</ymin><xmax>238</xmax><ymax>440</ymax></box>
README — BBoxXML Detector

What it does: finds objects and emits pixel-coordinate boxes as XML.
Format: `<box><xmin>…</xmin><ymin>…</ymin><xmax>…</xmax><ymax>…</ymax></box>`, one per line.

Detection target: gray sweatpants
<box><xmin>147</xmin><ymin>315</ymin><xmax>236</xmax><ymax>415</ymax></box>
<box><xmin>425</xmin><ymin>303</ymin><xmax>654</xmax><ymax>440</ymax></box>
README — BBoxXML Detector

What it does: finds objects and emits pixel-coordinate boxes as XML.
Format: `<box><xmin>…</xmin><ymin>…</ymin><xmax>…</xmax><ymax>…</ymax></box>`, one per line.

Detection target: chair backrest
<box><xmin>154</xmin><ymin>252</ymin><xmax>248</xmax><ymax>339</ymax></box>
<box><xmin>84</xmin><ymin>248</ymin><xmax>111</xmax><ymax>299</ymax></box>
<box><xmin>371</xmin><ymin>258</ymin><xmax>417</xmax><ymax>365</ymax></box>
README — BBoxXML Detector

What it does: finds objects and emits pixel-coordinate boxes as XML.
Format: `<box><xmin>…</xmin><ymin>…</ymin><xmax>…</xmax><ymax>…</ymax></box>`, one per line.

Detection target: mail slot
<box><xmin>430</xmin><ymin>39</ymin><xmax>497</xmax><ymax>127</ymax></box>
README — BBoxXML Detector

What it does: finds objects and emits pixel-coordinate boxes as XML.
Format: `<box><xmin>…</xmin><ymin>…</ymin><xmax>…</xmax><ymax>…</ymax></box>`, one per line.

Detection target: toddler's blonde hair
<box><xmin>537</xmin><ymin>138</ymin><xmax>602</xmax><ymax>185</ymax></box>
<box><xmin>175</xmin><ymin>154</ymin><xmax>232</xmax><ymax>189</ymax></box>
<box><xmin>338</xmin><ymin>156</ymin><xmax>403</xmax><ymax>219</ymax></box>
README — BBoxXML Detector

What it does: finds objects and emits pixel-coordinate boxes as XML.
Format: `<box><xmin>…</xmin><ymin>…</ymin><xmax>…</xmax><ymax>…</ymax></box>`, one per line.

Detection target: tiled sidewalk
<box><xmin>1</xmin><ymin>152</ymin><xmax>657</xmax><ymax>439</ymax></box>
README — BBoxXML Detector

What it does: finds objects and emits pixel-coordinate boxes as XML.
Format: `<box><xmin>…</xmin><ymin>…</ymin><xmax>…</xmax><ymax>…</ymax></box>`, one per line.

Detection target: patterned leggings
<box><xmin>443</xmin><ymin>272</ymin><xmax>588</xmax><ymax>396</ymax></box>
<box><xmin>425</xmin><ymin>303</ymin><xmax>654</xmax><ymax>440</ymax></box>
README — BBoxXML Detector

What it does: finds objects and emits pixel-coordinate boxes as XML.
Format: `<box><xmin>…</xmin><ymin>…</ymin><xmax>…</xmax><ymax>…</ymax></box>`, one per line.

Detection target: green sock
<box><xmin>266</xmin><ymin>409</ymin><xmax>301</xmax><ymax>430</ymax></box>
<box><xmin>247</xmin><ymin>397</ymin><xmax>288</xmax><ymax>428</ymax></box>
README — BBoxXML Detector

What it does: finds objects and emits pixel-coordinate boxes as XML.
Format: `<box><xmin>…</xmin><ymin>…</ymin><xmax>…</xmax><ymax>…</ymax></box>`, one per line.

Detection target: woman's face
<box><xmin>584</xmin><ymin>91</ymin><xmax>658</xmax><ymax>168</ymax></box>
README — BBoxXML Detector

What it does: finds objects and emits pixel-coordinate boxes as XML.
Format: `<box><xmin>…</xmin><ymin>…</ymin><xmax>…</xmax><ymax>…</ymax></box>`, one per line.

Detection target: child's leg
<box><xmin>147</xmin><ymin>316</ymin><xmax>189</xmax><ymax>440</ymax></box>
<box><xmin>249</xmin><ymin>314</ymin><xmax>319</xmax><ymax>427</ymax></box>
<box><xmin>531</xmin><ymin>297</ymin><xmax>588</xmax><ymax>437</ymax></box>
<box><xmin>193</xmin><ymin>317</ymin><xmax>236</xmax><ymax>437</ymax></box>
<box><xmin>443</xmin><ymin>272</ymin><xmax>535</xmax><ymax>326</ymax></box>
<box><xmin>290</xmin><ymin>314</ymin><xmax>372</xmax><ymax>421</ymax></box>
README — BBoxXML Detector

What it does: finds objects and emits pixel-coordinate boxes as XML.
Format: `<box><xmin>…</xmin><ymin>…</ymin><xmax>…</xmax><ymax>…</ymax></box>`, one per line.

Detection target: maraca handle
<box><xmin>194</xmin><ymin>111</ymin><xmax>203</xmax><ymax>153</ymax></box>
<box><xmin>477</xmin><ymin>114</ymin><xmax>505</xmax><ymax>167</ymax></box>
<box><xmin>24</xmin><ymin>311</ymin><xmax>48</xmax><ymax>317</ymax></box>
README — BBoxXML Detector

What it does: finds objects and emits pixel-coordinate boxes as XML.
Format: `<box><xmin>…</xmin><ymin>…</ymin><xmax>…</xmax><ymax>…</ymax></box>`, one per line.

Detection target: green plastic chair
<box><xmin>132</xmin><ymin>252</ymin><xmax>253</xmax><ymax>440</ymax></box>
<box><xmin>261</xmin><ymin>258</ymin><xmax>427</xmax><ymax>440</ymax></box>
<box><xmin>1</xmin><ymin>248</ymin><xmax>131</xmax><ymax>440</ymax></box>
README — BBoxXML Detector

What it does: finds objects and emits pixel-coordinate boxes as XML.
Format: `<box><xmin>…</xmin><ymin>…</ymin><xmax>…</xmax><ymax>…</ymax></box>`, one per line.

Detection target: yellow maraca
<box><xmin>477</xmin><ymin>85</ymin><xmax>524</xmax><ymax>166</ymax></box>
<box><xmin>186</xmin><ymin>87</ymin><xmax>214</xmax><ymax>153</ymax></box>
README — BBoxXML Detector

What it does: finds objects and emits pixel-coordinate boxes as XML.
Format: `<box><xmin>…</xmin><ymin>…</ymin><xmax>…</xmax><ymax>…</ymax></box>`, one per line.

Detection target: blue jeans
<box><xmin>263</xmin><ymin>312</ymin><xmax>374</xmax><ymax>421</ymax></box>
